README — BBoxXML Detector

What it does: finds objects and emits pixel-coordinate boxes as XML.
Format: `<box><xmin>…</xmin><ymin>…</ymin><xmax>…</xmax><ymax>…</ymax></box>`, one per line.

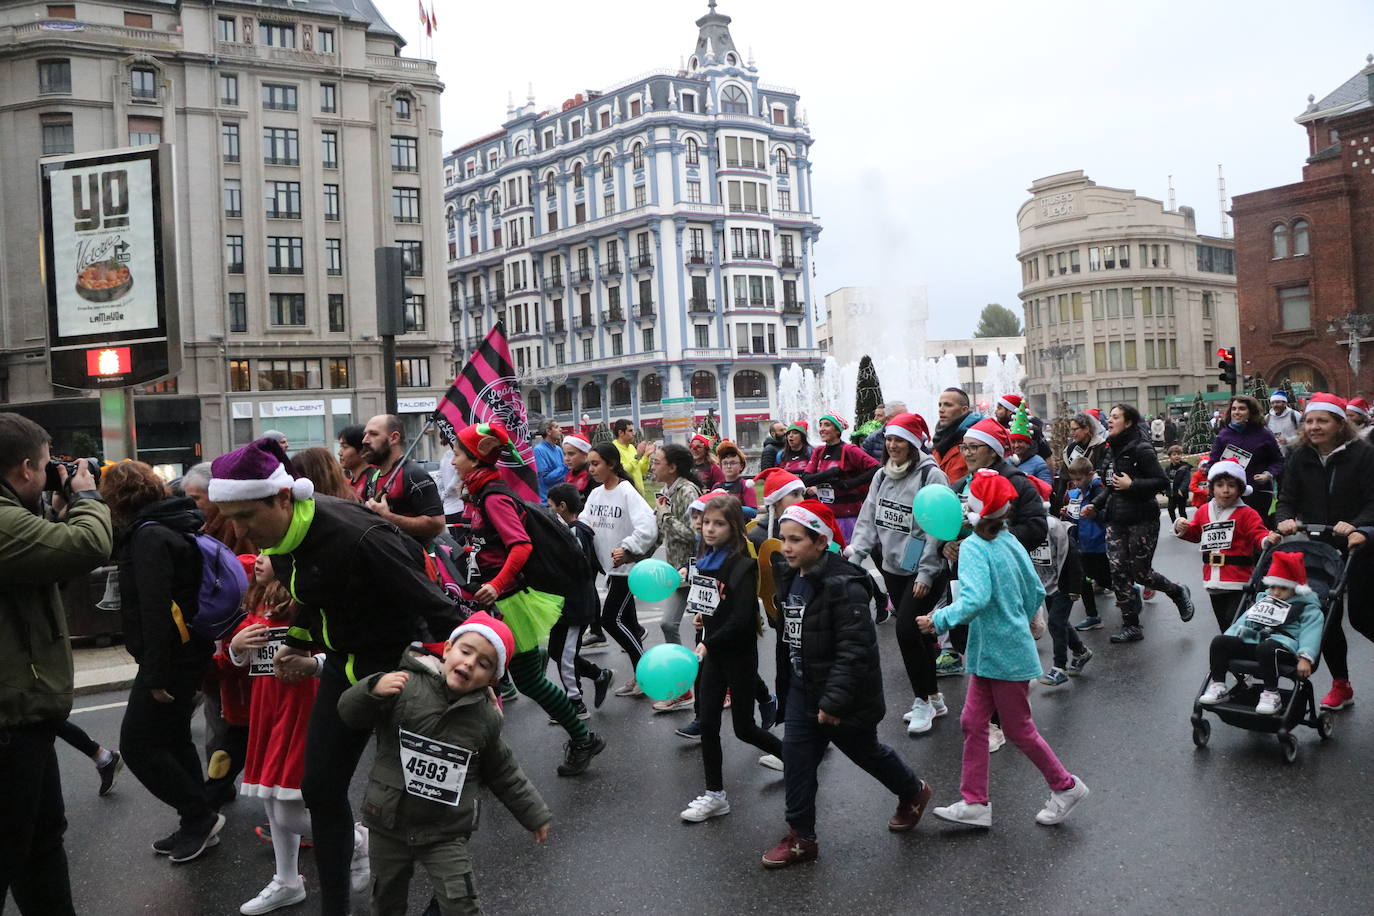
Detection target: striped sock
<box><xmin>508</xmin><ymin>650</ymin><xmax>590</xmax><ymax>742</ymax></box>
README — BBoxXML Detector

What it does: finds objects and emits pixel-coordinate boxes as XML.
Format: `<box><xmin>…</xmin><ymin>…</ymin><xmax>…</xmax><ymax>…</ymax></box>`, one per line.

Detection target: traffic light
<box><xmin>1217</xmin><ymin>347</ymin><xmax>1237</xmax><ymax>393</ymax></box>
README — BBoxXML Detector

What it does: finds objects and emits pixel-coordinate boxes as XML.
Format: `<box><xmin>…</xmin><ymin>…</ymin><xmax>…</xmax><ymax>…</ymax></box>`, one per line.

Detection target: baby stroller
<box><xmin>1189</xmin><ymin>526</ymin><xmax>1358</xmax><ymax>763</ymax></box>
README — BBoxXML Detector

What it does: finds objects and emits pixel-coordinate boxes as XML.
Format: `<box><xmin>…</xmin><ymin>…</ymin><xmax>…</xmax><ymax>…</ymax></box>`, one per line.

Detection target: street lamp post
<box><xmin>1039</xmin><ymin>344</ymin><xmax>1076</xmax><ymax>418</ymax></box>
<box><xmin>1327</xmin><ymin>313</ymin><xmax>1374</xmax><ymax>392</ymax></box>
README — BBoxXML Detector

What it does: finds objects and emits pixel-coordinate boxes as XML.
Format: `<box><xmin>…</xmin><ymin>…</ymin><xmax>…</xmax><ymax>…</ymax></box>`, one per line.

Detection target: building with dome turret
<box><xmin>442</xmin><ymin>2</ymin><xmax>823</xmax><ymax>448</ymax></box>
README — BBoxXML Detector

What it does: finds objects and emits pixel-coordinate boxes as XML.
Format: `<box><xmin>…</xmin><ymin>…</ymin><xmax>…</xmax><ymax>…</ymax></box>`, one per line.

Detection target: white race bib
<box><xmin>249</xmin><ymin>626</ymin><xmax>289</xmax><ymax>677</ymax></box>
<box><xmin>398</xmin><ymin>728</ymin><xmax>471</xmax><ymax>807</ymax></box>
<box><xmin>815</xmin><ymin>486</ymin><xmax>835</xmax><ymax>504</ymax></box>
<box><xmin>783</xmin><ymin>598</ymin><xmax>804</xmax><ymax>648</ymax></box>
<box><xmin>1201</xmin><ymin>520</ymin><xmax>1236</xmax><ymax>552</ymax></box>
<box><xmin>1220</xmin><ymin>444</ymin><xmax>1253</xmax><ymax>469</ymax></box>
<box><xmin>875</xmin><ymin>498</ymin><xmax>912</xmax><ymax>534</ymax></box>
<box><xmin>1067</xmin><ymin>495</ymin><xmax>1083</xmax><ymax>520</ymax></box>
<box><xmin>1029</xmin><ymin>540</ymin><xmax>1053</xmax><ymax>567</ymax></box>
<box><xmin>687</xmin><ymin>574</ymin><xmax>721</xmax><ymax>616</ymax></box>
<box><xmin>1245</xmin><ymin>595</ymin><xmax>1292</xmax><ymax>628</ymax></box>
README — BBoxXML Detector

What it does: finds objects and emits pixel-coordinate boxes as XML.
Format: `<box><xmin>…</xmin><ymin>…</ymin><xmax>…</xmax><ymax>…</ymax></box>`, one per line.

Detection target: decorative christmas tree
<box><xmin>1250</xmin><ymin>374</ymin><xmax>1269</xmax><ymax>405</ymax></box>
<box><xmin>1010</xmin><ymin>402</ymin><xmax>1032</xmax><ymax>442</ymax></box>
<box><xmin>698</xmin><ymin>409</ymin><xmax>720</xmax><ymax>443</ymax></box>
<box><xmin>1182</xmin><ymin>392</ymin><xmax>1215</xmax><ymax>454</ymax></box>
<box><xmin>591</xmin><ymin>420</ymin><xmax>613</xmax><ymax>444</ymax></box>
<box><xmin>1049</xmin><ymin>416</ymin><xmax>1071</xmax><ymax>466</ymax></box>
<box><xmin>853</xmin><ymin>355</ymin><xmax>885</xmax><ymax>443</ymax></box>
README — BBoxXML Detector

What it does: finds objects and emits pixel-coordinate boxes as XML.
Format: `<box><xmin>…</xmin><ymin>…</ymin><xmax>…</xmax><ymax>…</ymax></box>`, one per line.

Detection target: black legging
<box><xmin>698</xmin><ymin>646</ymin><xmax>782</xmax><ymax>791</ymax></box>
<box><xmin>1321</xmin><ymin>553</ymin><xmax>1374</xmax><ymax>681</ymax></box>
<box><xmin>1210</xmin><ymin>591</ymin><xmax>1245</xmax><ymax>633</ymax></box>
<box><xmin>600</xmin><ymin>575</ymin><xmax>646</xmax><ymax>669</ymax></box>
<box><xmin>301</xmin><ymin>659</ymin><xmax>374</xmax><ymax>915</ymax></box>
<box><xmin>55</xmin><ymin>719</ymin><xmax>99</xmax><ymax>758</ymax></box>
<box><xmin>1209</xmin><ymin>635</ymin><xmax>1297</xmax><ymax>690</ymax></box>
<box><xmin>880</xmin><ymin>568</ymin><xmax>942</xmax><ymax>699</ymax></box>
<box><xmin>120</xmin><ymin>669</ymin><xmax>212</xmax><ymax>830</ymax></box>
<box><xmin>1079</xmin><ymin>551</ymin><xmax>1111</xmax><ymax>618</ymax></box>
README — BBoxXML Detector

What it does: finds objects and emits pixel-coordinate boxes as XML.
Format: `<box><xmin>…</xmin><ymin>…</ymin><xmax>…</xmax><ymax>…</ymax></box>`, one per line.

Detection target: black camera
<box><xmin>45</xmin><ymin>457</ymin><xmax>101</xmax><ymax>492</ymax></box>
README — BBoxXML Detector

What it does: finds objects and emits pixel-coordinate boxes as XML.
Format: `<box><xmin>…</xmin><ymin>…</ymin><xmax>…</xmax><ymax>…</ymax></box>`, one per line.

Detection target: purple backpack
<box><xmin>138</xmin><ymin>523</ymin><xmax>249</xmax><ymax>640</ymax></box>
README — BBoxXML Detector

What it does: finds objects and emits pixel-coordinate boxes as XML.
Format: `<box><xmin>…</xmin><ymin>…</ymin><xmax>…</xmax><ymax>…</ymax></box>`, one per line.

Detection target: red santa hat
<box><xmin>962</xmin><ymin>418</ymin><xmax>1010</xmax><ymax>457</ymax></box>
<box><xmin>448</xmin><ymin>611</ymin><xmax>516</xmax><ymax>678</ymax></box>
<box><xmin>1348</xmin><ymin>397</ymin><xmax>1370</xmax><ymax>419</ymax></box>
<box><xmin>1085</xmin><ymin>408</ymin><xmax>1103</xmax><ymax>423</ymax></box>
<box><xmin>965</xmin><ymin>468</ymin><xmax>1017</xmax><ymax>524</ymax></box>
<box><xmin>757</xmin><ymin>467</ymin><xmax>805</xmax><ymax>506</ymax></box>
<box><xmin>1262</xmin><ymin>551</ymin><xmax>1311</xmax><ymax>594</ymax></box>
<box><xmin>883</xmin><ymin>412</ymin><xmax>931</xmax><ymax>451</ymax></box>
<box><xmin>1207</xmin><ymin>459</ymin><xmax>1253</xmax><ymax>496</ymax></box>
<box><xmin>780</xmin><ymin>498</ymin><xmax>846</xmax><ymax>548</ymax></box>
<box><xmin>1305</xmin><ymin>392</ymin><xmax>1348</xmax><ymax>418</ymax></box>
<box><xmin>209</xmin><ymin>437</ymin><xmax>314</xmax><ymax>503</ymax></box>
<box><xmin>1026</xmin><ymin>474</ymin><xmax>1053</xmax><ymax>503</ymax></box>
<box><xmin>563</xmin><ymin>433</ymin><xmax>591</xmax><ymax>453</ymax></box>
<box><xmin>689</xmin><ymin>488</ymin><xmax>730</xmax><ymax>513</ymax></box>
<box><xmin>996</xmin><ymin>394</ymin><xmax>1023</xmax><ymax>414</ymax></box>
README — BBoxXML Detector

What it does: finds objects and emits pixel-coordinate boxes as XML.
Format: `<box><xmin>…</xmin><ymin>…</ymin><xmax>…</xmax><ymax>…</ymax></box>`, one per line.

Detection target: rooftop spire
<box><xmin>691</xmin><ymin>1</ymin><xmax>738</xmax><ymax>67</ymax></box>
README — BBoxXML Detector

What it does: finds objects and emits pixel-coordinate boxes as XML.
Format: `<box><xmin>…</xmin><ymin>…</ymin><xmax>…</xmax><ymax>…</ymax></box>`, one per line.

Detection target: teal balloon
<box><xmin>627</xmin><ymin>558</ymin><xmax>680</xmax><ymax>603</ymax></box>
<box><xmin>635</xmin><ymin>643</ymin><xmax>700</xmax><ymax>701</ymax></box>
<box><xmin>912</xmin><ymin>483</ymin><xmax>964</xmax><ymax>541</ymax></box>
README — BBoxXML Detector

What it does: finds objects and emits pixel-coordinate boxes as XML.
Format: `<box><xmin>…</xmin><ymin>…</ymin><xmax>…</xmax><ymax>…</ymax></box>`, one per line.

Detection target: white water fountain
<box><xmin>978</xmin><ymin>351</ymin><xmax>1025</xmax><ymax>413</ymax></box>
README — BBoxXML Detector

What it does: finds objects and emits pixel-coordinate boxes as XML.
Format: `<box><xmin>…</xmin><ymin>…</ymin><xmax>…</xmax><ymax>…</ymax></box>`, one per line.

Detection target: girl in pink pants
<box><xmin>918</xmin><ymin>469</ymin><xmax>1089</xmax><ymax>828</ymax></box>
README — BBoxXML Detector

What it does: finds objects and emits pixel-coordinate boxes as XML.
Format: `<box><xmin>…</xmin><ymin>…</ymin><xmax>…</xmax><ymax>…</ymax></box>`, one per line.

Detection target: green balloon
<box><xmin>635</xmin><ymin>643</ymin><xmax>700</xmax><ymax>701</ymax></box>
<box><xmin>627</xmin><ymin>558</ymin><xmax>680</xmax><ymax>603</ymax></box>
<box><xmin>912</xmin><ymin>483</ymin><xmax>964</xmax><ymax>541</ymax></box>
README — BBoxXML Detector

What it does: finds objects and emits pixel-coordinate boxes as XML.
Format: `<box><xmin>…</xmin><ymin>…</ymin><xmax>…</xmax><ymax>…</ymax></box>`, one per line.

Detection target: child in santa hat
<box><xmin>338</xmin><ymin>613</ymin><xmax>551</xmax><ymax>914</ymax></box>
<box><xmin>1173</xmin><ymin>460</ymin><xmax>1272</xmax><ymax>631</ymax></box>
<box><xmin>919</xmin><ymin>470</ymin><xmax>1088</xmax><ymax>830</ymax></box>
<box><xmin>1199</xmin><ymin>551</ymin><xmax>1324</xmax><ymax>715</ymax></box>
<box><xmin>1346</xmin><ymin>397</ymin><xmax>1372</xmax><ymax>439</ymax></box>
<box><xmin>761</xmin><ymin>499</ymin><xmax>932</xmax><ymax>868</ymax></box>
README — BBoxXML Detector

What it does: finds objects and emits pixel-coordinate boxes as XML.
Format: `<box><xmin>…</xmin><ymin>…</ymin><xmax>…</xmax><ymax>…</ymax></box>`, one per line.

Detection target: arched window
<box><xmin>466</xmin><ymin>197</ymin><xmax>477</xmax><ymax>228</ymax></box>
<box><xmin>527</xmin><ymin>390</ymin><xmax>542</xmax><ymax>414</ymax></box>
<box><xmin>775</xmin><ymin>148</ymin><xmax>789</xmax><ymax>176</ymax></box>
<box><xmin>720</xmin><ymin>85</ymin><xmax>749</xmax><ymax>114</ymax></box>
<box><xmin>1292</xmin><ymin>219</ymin><xmax>1310</xmax><ymax>256</ymax></box>
<box><xmin>733</xmin><ymin>370</ymin><xmax>766</xmax><ymax>399</ymax></box>
<box><xmin>688</xmin><ymin>56</ymin><xmax>699</xmax><ymax>70</ymax></box>
<box><xmin>632</xmin><ymin>143</ymin><xmax>644</xmax><ymax>170</ymax></box>
<box><xmin>545</xmin><ymin>171</ymin><xmax>557</xmax><ymax>198</ymax></box>
<box><xmin>554</xmin><ymin>385</ymin><xmax>572</xmax><ymax>412</ymax></box>
<box><xmin>691</xmin><ymin>370</ymin><xmax>717</xmax><ymax>399</ymax></box>
<box><xmin>573</xmin><ymin>161</ymin><xmax>584</xmax><ymax>189</ymax></box>
<box><xmin>686</xmin><ymin>137</ymin><xmax>699</xmax><ymax>166</ymax></box>
<box><xmin>489</xmin><ymin>192</ymin><xmax>501</xmax><ymax>217</ymax></box>
<box><xmin>514</xmin><ymin>138</ymin><xmax>526</xmax><ymax>156</ymax></box>
<box><xmin>445</xmin><ymin>207</ymin><xmax>456</xmax><ymax>234</ymax></box>
<box><xmin>1271</xmin><ymin>223</ymin><xmax>1289</xmax><ymax>259</ymax></box>
<box><xmin>600</xmin><ymin>151</ymin><xmax>613</xmax><ymax>174</ymax></box>
<box><xmin>641</xmin><ymin>373</ymin><xmax>662</xmax><ymax>403</ymax></box>
<box><xmin>610</xmin><ymin>378</ymin><xmax>631</xmax><ymax>406</ymax></box>
<box><xmin>581</xmin><ymin>381</ymin><xmax>601</xmax><ymax>409</ymax></box>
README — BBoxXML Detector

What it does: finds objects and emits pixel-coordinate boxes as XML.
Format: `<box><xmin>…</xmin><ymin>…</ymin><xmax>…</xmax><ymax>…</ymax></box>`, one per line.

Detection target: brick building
<box><xmin>1231</xmin><ymin>55</ymin><xmax>1374</xmax><ymax>396</ymax></box>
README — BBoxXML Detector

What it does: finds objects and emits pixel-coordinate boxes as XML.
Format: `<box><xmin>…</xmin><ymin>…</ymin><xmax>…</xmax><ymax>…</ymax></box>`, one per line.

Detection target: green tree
<box><xmin>591</xmin><ymin>420</ymin><xmax>613</xmax><ymax>444</ymax></box>
<box><xmin>1182</xmin><ymin>392</ymin><xmax>1215</xmax><ymax>454</ymax></box>
<box><xmin>853</xmin><ymin>356</ymin><xmax>885</xmax><ymax>442</ymax></box>
<box><xmin>973</xmin><ymin>303</ymin><xmax>1022</xmax><ymax>338</ymax></box>
<box><xmin>699</xmin><ymin>409</ymin><xmax>720</xmax><ymax>442</ymax></box>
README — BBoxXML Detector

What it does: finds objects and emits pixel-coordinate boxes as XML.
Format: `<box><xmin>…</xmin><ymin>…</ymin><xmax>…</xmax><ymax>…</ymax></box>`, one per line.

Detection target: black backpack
<box><xmin>474</xmin><ymin>482</ymin><xmax>592</xmax><ymax>596</ymax></box>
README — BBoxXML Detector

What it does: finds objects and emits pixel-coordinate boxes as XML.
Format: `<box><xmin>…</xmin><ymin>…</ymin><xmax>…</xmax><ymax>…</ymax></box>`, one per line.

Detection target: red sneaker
<box><xmin>761</xmin><ymin>831</ymin><xmax>818</xmax><ymax>869</ymax></box>
<box><xmin>1320</xmin><ymin>679</ymin><xmax>1355</xmax><ymax>711</ymax></box>
<box><xmin>888</xmin><ymin>781</ymin><xmax>934</xmax><ymax>832</ymax></box>
<box><xmin>723</xmin><ymin>689</ymin><xmax>732</xmax><ymax>709</ymax></box>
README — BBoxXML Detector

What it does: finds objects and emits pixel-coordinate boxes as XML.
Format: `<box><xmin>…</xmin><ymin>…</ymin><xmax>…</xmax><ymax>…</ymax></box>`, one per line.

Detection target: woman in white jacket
<box><xmin>847</xmin><ymin>413</ymin><xmax>950</xmax><ymax>735</ymax></box>
<box><xmin>583</xmin><ymin>442</ymin><xmax>660</xmax><ymax>697</ymax></box>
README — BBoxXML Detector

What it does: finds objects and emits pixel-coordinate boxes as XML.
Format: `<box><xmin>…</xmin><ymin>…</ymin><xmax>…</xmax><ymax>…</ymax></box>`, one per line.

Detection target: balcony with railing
<box><xmin>602</xmin><ymin>307</ymin><xmax>625</xmax><ymax>324</ymax></box>
<box><xmin>685</xmin><ymin>250</ymin><xmax>713</xmax><ymax>268</ymax></box>
<box><xmin>598</xmin><ymin>260</ymin><xmax>623</xmax><ymax>279</ymax></box>
<box><xmin>449</xmin><ymin>298</ymin><xmax>463</xmax><ymax>321</ymax></box>
<box><xmin>727</xmin><ymin>202</ymin><xmax>770</xmax><ymax>216</ymax></box>
<box><xmin>491</xmin><ymin>288</ymin><xmax>506</xmax><ymax>304</ymax></box>
<box><xmin>575</xmin><ymin>312</ymin><xmax>595</xmax><ymax>330</ymax></box>
<box><xmin>778</xmin><ymin>254</ymin><xmax>800</xmax><ymax>270</ymax></box>
<box><xmin>782</xmin><ymin>299</ymin><xmax>805</xmax><ymax>315</ymax></box>
<box><xmin>723</xmin><ymin>158</ymin><xmax>766</xmax><ymax>172</ymax></box>
<box><xmin>571</xmin><ymin>267</ymin><xmax>594</xmax><ymax>287</ymax></box>
<box><xmin>545</xmin><ymin>273</ymin><xmax>565</xmax><ymax>291</ymax></box>
<box><xmin>630</xmin><ymin>253</ymin><xmax>654</xmax><ymax>273</ymax></box>
<box><xmin>688</xmin><ymin>297</ymin><xmax>715</xmax><ymax>314</ymax></box>
<box><xmin>636</xmin><ymin>300</ymin><xmax>655</xmax><ymax>319</ymax></box>
<box><xmin>552</xmin><ymin>317</ymin><xmax>566</xmax><ymax>334</ymax></box>
<box><xmin>464</xmin><ymin>294</ymin><xmax>484</xmax><ymax>311</ymax></box>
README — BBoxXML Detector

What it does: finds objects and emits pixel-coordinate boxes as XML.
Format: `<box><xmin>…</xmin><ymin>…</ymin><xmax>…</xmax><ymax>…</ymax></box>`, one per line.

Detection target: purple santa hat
<box><xmin>208</xmin><ymin>437</ymin><xmax>314</xmax><ymax>503</ymax></box>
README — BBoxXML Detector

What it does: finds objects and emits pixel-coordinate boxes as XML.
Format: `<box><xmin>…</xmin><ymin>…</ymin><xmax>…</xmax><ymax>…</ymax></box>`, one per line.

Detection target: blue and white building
<box><xmin>442</xmin><ymin>2</ymin><xmax>823</xmax><ymax>447</ymax></box>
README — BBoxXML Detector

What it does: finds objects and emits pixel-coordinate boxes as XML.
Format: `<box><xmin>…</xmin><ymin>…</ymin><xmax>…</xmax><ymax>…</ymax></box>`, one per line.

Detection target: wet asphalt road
<box><xmin>18</xmin><ymin>518</ymin><xmax>1374</xmax><ymax>916</ymax></box>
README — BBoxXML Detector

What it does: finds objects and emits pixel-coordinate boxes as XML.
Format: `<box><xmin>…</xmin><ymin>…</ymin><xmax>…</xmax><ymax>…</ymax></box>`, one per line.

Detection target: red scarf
<box><xmin>462</xmin><ymin>466</ymin><xmax>500</xmax><ymax>495</ymax></box>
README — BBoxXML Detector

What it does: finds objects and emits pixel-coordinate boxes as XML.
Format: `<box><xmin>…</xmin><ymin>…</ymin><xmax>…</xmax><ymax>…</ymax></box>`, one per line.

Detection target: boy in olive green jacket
<box><xmin>338</xmin><ymin>612</ymin><xmax>550</xmax><ymax>915</ymax></box>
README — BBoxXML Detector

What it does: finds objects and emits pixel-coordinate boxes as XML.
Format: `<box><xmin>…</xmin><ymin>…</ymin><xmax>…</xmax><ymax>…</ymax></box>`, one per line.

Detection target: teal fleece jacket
<box><xmin>1223</xmin><ymin>588</ymin><xmax>1323</xmax><ymax>661</ymax></box>
<box><xmin>931</xmin><ymin>527</ymin><xmax>1045</xmax><ymax>681</ymax></box>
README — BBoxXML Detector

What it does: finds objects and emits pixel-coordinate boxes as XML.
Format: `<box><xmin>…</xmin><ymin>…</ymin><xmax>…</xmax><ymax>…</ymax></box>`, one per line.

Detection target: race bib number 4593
<box><xmin>399</xmin><ymin>729</ymin><xmax>472</xmax><ymax>806</ymax></box>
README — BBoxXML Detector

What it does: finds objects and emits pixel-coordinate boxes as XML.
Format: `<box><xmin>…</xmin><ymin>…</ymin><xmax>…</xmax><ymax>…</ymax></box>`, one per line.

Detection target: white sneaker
<box><xmin>933</xmin><ymin>799</ymin><xmax>992</xmax><ymax>828</ymax></box>
<box><xmin>614</xmin><ymin>679</ymin><xmax>644</xmax><ymax>697</ymax></box>
<box><xmin>349</xmin><ymin>824</ymin><xmax>369</xmax><ymax>894</ymax></box>
<box><xmin>988</xmin><ymin>724</ymin><xmax>1006</xmax><ymax>753</ymax></box>
<box><xmin>907</xmin><ymin>698</ymin><xmax>935</xmax><ymax>735</ymax></box>
<box><xmin>1255</xmin><ymin>690</ymin><xmax>1282</xmax><ymax>715</ymax></box>
<box><xmin>1035</xmin><ymin>775</ymin><xmax>1090</xmax><ymax>825</ymax></box>
<box><xmin>929</xmin><ymin>693</ymin><xmax>948</xmax><ymax>718</ymax></box>
<box><xmin>680</xmin><ymin>792</ymin><xmax>730</xmax><ymax>822</ymax></box>
<box><xmin>1199</xmin><ymin>681</ymin><xmax>1230</xmax><ymax>706</ymax></box>
<box><xmin>240</xmin><ymin>877</ymin><xmax>306</xmax><ymax>915</ymax></box>
<box><xmin>757</xmin><ymin>754</ymin><xmax>784</xmax><ymax>771</ymax></box>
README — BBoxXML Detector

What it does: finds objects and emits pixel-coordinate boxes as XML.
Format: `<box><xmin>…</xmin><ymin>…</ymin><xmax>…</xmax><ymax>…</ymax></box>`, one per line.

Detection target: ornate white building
<box><xmin>442</xmin><ymin>2</ymin><xmax>823</xmax><ymax>447</ymax></box>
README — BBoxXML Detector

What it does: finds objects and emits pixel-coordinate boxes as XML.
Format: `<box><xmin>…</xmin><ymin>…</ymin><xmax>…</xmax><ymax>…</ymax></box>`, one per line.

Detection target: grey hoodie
<box><xmin>848</xmin><ymin>452</ymin><xmax>948</xmax><ymax>585</ymax></box>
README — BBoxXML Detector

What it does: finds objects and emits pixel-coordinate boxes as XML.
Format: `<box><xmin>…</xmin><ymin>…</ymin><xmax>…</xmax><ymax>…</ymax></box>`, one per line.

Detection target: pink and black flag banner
<box><xmin>434</xmin><ymin>322</ymin><xmax>539</xmax><ymax>501</ymax></box>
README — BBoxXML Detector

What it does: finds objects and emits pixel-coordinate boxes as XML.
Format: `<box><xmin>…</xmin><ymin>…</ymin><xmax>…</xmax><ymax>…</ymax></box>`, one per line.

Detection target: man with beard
<box><xmin>931</xmin><ymin>388</ymin><xmax>983</xmax><ymax>482</ymax></box>
<box><xmin>359</xmin><ymin>414</ymin><xmax>445</xmax><ymax>545</ymax></box>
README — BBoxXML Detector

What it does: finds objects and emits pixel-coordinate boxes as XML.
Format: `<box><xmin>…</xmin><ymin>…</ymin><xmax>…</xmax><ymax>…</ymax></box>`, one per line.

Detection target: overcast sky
<box><xmin>377</xmin><ymin>0</ymin><xmax>1374</xmax><ymax>339</ymax></box>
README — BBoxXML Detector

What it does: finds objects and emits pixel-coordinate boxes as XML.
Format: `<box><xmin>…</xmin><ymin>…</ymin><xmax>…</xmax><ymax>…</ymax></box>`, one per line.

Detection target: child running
<box><xmin>1166</xmin><ymin>446</ymin><xmax>1192</xmax><ymax>522</ymax></box>
<box><xmin>1035</xmin><ymin>516</ymin><xmax>1093</xmax><ymax>687</ymax></box>
<box><xmin>679</xmin><ymin>494</ymin><xmax>784</xmax><ymax>823</ymax></box>
<box><xmin>227</xmin><ymin>555</ymin><xmax>322</xmax><ymax>914</ymax></box>
<box><xmin>1174</xmin><ymin>460</ymin><xmax>1271</xmax><ymax>631</ymax></box>
<box><xmin>1199</xmin><ymin>551</ymin><xmax>1323</xmax><ymax>715</ymax></box>
<box><xmin>1063</xmin><ymin>459</ymin><xmax>1110</xmax><ymax>631</ymax></box>
<box><xmin>338</xmin><ymin>613</ymin><xmax>551</xmax><ymax>916</ymax></box>
<box><xmin>545</xmin><ymin>483</ymin><xmax>614</xmax><ymax>718</ymax></box>
<box><xmin>919</xmin><ymin>470</ymin><xmax>1088</xmax><ymax>829</ymax></box>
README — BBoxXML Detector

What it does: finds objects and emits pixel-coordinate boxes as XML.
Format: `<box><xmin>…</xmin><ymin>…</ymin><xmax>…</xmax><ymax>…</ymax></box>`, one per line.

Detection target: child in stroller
<box><xmin>1199</xmin><ymin>550</ymin><xmax>1322</xmax><ymax>715</ymax></box>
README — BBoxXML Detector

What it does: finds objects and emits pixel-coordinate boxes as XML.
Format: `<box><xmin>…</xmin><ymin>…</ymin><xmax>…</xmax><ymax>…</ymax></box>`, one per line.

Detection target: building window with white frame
<box><xmin>1279</xmin><ymin>285</ymin><xmax>1310</xmax><ymax>330</ymax></box>
<box><xmin>325</xmin><ymin>238</ymin><xmax>342</xmax><ymax>276</ymax></box>
<box><xmin>686</xmin><ymin>137</ymin><xmax>699</xmax><ymax>165</ymax></box>
<box><xmin>318</xmin><ymin>27</ymin><xmax>335</xmax><ymax>53</ymax></box>
<box><xmin>216</xmin><ymin>16</ymin><xmax>237</xmax><ymax>42</ymax></box>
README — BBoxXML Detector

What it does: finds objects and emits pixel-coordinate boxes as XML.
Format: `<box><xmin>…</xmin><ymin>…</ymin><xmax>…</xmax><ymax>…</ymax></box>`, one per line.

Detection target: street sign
<box><xmin>40</xmin><ymin>144</ymin><xmax>180</xmax><ymax>390</ymax></box>
<box><xmin>661</xmin><ymin>396</ymin><xmax>695</xmax><ymax>438</ymax></box>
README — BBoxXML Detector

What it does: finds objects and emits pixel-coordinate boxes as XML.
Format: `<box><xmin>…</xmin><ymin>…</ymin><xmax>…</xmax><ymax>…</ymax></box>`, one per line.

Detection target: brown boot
<box><xmin>760</xmin><ymin>830</ymin><xmax>819</xmax><ymax>868</ymax></box>
<box><xmin>888</xmin><ymin>780</ymin><xmax>934</xmax><ymax>832</ymax></box>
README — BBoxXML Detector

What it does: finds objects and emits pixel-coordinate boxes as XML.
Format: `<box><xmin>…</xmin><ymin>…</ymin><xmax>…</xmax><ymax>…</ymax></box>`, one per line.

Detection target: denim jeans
<box><xmin>1046</xmin><ymin>591</ymin><xmax>1085</xmax><ymax>668</ymax></box>
<box><xmin>781</xmin><ymin>676</ymin><xmax>919</xmax><ymax>838</ymax></box>
<box><xmin>658</xmin><ymin>587</ymin><xmax>689</xmax><ymax>646</ymax></box>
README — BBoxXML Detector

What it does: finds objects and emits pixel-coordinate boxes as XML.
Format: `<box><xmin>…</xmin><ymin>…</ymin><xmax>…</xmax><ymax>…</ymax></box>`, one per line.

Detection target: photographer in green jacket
<box><xmin>0</xmin><ymin>412</ymin><xmax>112</xmax><ymax>915</ymax></box>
